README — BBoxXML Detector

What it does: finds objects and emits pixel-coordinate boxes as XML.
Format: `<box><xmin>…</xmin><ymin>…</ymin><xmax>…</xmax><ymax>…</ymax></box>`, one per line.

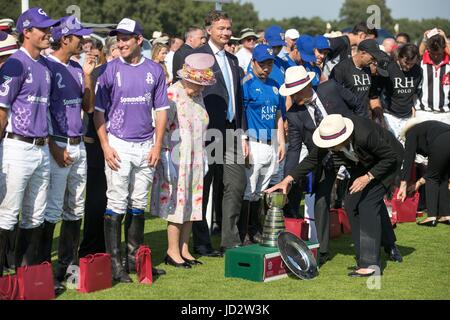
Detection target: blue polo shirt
<box><xmin>303</xmin><ymin>61</ymin><xmax>321</xmax><ymax>90</ymax></box>
<box><xmin>242</xmin><ymin>71</ymin><xmax>282</xmax><ymax>142</ymax></box>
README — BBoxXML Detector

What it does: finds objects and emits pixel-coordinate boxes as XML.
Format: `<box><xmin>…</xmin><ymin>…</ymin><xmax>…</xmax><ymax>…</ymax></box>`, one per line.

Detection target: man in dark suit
<box><xmin>268</xmin><ymin>114</ymin><xmax>403</xmax><ymax>277</ymax></box>
<box><xmin>282</xmin><ymin>66</ymin><xmax>366</xmax><ymax>264</ymax></box>
<box><xmin>192</xmin><ymin>10</ymin><xmax>247</xmax><ymax>256</ymax></box>
<box><xmin>171</xmin><ymin>27</ymin><xmax>206</xmax><ymax>82</ymax></box>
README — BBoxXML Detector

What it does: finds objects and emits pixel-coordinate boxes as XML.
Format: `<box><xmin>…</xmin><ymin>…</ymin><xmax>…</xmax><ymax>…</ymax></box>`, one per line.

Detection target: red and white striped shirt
<box><xmin>416</xmin><ymin>51</ymin><xmax>450</xmax><ymax>113</ymax></box>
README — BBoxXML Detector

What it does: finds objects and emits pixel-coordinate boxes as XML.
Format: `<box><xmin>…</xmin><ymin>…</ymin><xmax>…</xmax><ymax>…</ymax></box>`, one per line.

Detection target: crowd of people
<box><xmin>0</xmin><ymin>6</ymin><xmax>449</xmax><ymax>291</ymax></box>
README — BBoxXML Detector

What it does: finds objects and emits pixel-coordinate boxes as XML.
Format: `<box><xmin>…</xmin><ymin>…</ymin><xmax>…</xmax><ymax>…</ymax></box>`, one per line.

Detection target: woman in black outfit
<box><xmin>398</xmin><ymin>120</ymin><xmax>450</xmax><ymax>226</ymax></box>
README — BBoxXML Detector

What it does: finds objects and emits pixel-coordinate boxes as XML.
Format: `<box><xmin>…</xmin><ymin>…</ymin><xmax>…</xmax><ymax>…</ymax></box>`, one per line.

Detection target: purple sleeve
<box><xmin>153</xmin><ymin>66</ymin><xmax>169</xmax><ymax>110</ymax></box>
<box><xmin>0</xmin><ymin>58</ymin><xmax>25</xmax><ymax>109</ymax></box>
<box><xmin>94</xmin><ymin>66</ymin><xmax>111</xmax><ymax>113</ymax></box>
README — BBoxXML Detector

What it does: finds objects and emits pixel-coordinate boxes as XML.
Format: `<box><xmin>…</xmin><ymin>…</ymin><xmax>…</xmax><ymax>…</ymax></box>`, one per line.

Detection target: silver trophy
<box><xmin>261</xmin><ymin>192</ymin><xmax>287</xmax><ymax>247</ymax></box>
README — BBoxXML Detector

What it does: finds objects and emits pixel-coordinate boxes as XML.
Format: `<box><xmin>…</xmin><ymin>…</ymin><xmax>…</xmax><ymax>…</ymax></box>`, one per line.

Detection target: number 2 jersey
<box><xmin>95</xmin><ymin>56</ymin><xmax>170</xmax><ymax>142</ymax></box>
<box><xmin>45</xmin><ymin>55</ymin><xmax>85</xmax><ymax>138</ymax></box>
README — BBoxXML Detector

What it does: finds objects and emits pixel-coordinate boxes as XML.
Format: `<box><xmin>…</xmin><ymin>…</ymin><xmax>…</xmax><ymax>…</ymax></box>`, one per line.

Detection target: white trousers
<box><xmin>244</xmin><ymin>140</ymin><xmax>278</xmax><ymax>202</ymax></box>
<box><xmin>45</xmin><ymin>141</ymin><xmax>87</xmax><ymax>223</ymax></box>
<box><xmin>415</xmin><ymin>110</ymin><xmax>450</xmax><ymax>125</ymax></box>
<box><xmin>105</xmin><ymin>134</ymin><xmax>155</xmax><ymax>215</ymax></box>
<box><xmin>270</xmin><ymin>143</ymin><xmax>288</xmax><ymax>185</ymax></box>
<box><xmin>384</xmin><ymin>113</ymin><xmax>412</xmax><ymax>143</ymax></box>
<box><xmin>0</xmin><ymin>138</ymin><xmax>50</xmax><ymax>230</ymax></box>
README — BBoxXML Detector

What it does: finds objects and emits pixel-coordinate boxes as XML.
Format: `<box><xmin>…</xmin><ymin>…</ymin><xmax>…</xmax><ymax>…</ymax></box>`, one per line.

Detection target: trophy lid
<box><xmin>277</xmin><ymin>231</ymin><xmax>319</xmax><ymax>280</ymax></box>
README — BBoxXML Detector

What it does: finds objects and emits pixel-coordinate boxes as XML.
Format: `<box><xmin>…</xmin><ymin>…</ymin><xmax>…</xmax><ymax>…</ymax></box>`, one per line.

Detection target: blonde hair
<box><xmin>151</xmin><ymin>42</ymin><xmax>169</xmax><ymax>62</ymax></box>
<box><xmin>151</xmin><ymin>42</ymin><xmax>170</xmax><ymax>82</ymax></box>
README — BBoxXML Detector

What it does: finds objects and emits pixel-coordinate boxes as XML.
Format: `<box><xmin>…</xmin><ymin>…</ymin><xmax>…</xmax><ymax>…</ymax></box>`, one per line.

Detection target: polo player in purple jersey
<box><xmin>39</xmin><ymin>15</ymin><xmax>97</xmax><ymax>290</ymax></box>
<box><xmin>0</xmin><ymin>7</ymin><xmax>59</xmax><ymax>275</ymax></box>
<box><xmin>94</xmin><ymin>18</ymin><xmax>169</xmax><ymax>283</ymax></box>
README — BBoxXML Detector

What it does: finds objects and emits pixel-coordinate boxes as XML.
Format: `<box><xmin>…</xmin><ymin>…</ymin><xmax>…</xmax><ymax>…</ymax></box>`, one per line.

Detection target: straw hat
<box><xmin>177</xmin><ymin>53</ymin><xmax>216</xmax><ymax>86</ymax></box>
<box><xmin>0</xmin><ymin>32</ymin><xmax>18</xmax><ymax>57</ymax></box>
<box><xmin>279</xmin><ymin>66</ymin><xmax>316</xmax><ymax>97</ymax></box>
<box><xmin>312</xmin><ymin>114</ymin><xmax>354</xmax><ymax>149</ymax></box>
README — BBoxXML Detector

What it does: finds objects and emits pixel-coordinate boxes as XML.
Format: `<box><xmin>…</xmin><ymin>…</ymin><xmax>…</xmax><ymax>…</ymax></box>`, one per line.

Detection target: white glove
<box><xmin>161</xmin><ymin>149</ymin><xmax>178</xmax><ymax>184</ymax></box>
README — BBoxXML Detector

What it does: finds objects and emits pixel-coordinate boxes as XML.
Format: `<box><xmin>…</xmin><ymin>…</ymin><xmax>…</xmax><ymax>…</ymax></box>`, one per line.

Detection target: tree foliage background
<box><xmin>0</xmin><ymin>0</ymin><xmax>448</xmax><ymax>43</ymax></box>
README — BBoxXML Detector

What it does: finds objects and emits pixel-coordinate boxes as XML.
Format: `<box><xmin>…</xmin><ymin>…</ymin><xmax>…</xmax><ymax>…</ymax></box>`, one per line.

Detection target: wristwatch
<box><xmin>366</xmin><ymin>172</ymin><xmax>375</xmax><ymax>182</ymax></box>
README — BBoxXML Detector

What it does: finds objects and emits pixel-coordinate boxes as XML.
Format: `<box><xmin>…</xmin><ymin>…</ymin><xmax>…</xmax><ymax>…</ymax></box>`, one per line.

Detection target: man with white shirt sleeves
<box><xmin>40</xmin><ymin>16</ymin><xmax>96</xmax><ymax>286</ymax></box>
<box><xmin>94</xmin><ymin>18</ymin><xmax>169</xmax><ymax>282</ymax></box>
<box><xmin>235</xmin><ymin>28</ymin><xmax>258</xmax><ymax>73</ymax></box>
<box><xmin>0</xmin><ymin>7</ymin><xmax>59</xmax><ymax>275</ymax></box>
<box><xmin>268</xmin><ymin>114</ymin><xmax>403</xmax><ymax>277</ymax></box>
<box><xmin>193</xmin><ymin>11</ymin><xmax>246</xmax><ymax>255</ymax></box>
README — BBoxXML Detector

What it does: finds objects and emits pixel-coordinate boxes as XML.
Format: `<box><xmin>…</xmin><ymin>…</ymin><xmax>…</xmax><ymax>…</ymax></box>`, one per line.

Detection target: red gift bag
<box><xmin>329</xmin><ymin>209</ymin><xmax>342</xmax><ymax>239</ymax></box>
<box><xmin>136</xmin><ymin>245</ymin><xmax>153</xmax><ymax>285</ymax></box>
<box><xmin>284</xmin><ymin>218</ymin><xmax>309</xmax><ymax>241</ymax></box>
<box><xmin>78</xmin><ymin>253</ymin><xmax>112</xmax><ymax>293</ymax></box>
<box><xmin>0</xmin><ymin>274</ymin><xmax>19</xmax><ymax>300</ymax></box>
<box><xmin>392</xmin><ymin>188</ymin><xmax>419</xmax><ymax>223</ymax></box>
<box><xmin>336</xmin><ymin>208</ymin><xmax>352</xmax><ymax>234</ymax></box>
<box><xmin>17</xmin><ymin>262</ymin><xmax>55</xmax><ymax>300</ymax></box>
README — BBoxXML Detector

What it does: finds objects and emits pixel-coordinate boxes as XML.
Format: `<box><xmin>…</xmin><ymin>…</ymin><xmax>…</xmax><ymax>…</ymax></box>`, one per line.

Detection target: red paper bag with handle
<box><xmin>0</xmin><ymin>274</ymin><xmax>19</xmax><ymax>300</ymax></box>
<box><xmin>17</xmin><ymin>262</ymin><xmax>55</xmax><ymax>300</ymax></box>
<box><xmin>78</xmin><ymin>253</ymin><xmax>112</xmax><ymax>293</ymax></box>
<box><xmin>136</xmin><ymin>245</ymin><xmax>153</xmax><ymax>285</ymax></box>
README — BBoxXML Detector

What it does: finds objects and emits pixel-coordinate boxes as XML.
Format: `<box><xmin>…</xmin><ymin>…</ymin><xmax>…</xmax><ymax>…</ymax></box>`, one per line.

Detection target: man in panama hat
<box><xmin>267</xmin><ymin>112</ymin><xmax>403</xmax><ymax>277</ymax></box>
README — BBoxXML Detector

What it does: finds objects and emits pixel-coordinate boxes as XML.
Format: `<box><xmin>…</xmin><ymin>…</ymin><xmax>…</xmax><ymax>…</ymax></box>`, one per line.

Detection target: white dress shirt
<box><xmin>306</xmin><ymin>92</ymin><xmax>328</xmax><ymax>126</ymax></box>
<box><xmin>209</xmin><ymin>40</ymin><xmax>236</xmax><ymax>120</ymax></box>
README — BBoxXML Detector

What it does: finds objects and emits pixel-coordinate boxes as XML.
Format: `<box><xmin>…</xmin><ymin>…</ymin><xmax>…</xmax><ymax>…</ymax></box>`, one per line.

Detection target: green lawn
<box><xmin>53</xmin><ymin>215</ymin><xmax>450</xmax><ymax>300</ymax></box>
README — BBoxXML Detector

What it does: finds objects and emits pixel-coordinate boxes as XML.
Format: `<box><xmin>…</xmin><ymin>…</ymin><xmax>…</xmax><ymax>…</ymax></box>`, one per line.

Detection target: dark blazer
<box><xmin>172</xmin><ymin>43</ymin><xmax>194</xmax><ymax>82</ymax></box>
<box><xmin>288</xmin><ymin>115</ymin><xmax>403</xmax><ymax>189</ymax></box>
<box><xmin>401</xmin><ymin>121</ymin><xmax>450</xmax><ymax>181</ymax></box>
<box><xmin>194</xmin><ymin>42</ymin><xmax>244</xmax><ymax>137</ymax></box>
<box><xmin>285</xmin><ymin>80</ymin><xmax>367</xmax><ymax>176</ymax></box>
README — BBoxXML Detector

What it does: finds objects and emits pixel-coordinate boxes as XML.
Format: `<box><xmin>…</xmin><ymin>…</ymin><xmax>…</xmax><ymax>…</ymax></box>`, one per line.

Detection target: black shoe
<box><xmin>182</xmin><ymin>256</ymin><xmax>203</xmax><ymax>265</ymax></box>
<box><xmin>318</xmin><ymin>252</ymin><xmax>330</xmax><ymax>266</ymax></box>
<box><xmin>417</xmin><ymin>219</ymin><xmax>437</xmax><ymax>227</ymax></box>
<box><xmin>193</xmin><ymin>246</ymin><xmax>223</xmax><ymax>257</ymax></box>
<box><xmin>348</xmin><ymin>270</ymin><xmax>376</xmax><ymax>278</ymax></box>
<box><xmin>386</xmin><ymin>245</ymin><xmax>403</xmax><ymax>263</ymax></box>
<box><xmin>113</xmin><ymin>270</ymin><xmax>133</xmax><ymax>283</ymax></box>
<box><xmin>437</xmin><ymin>219</ymin><xmax>450</xmax><ymax>225</ymax></box>
<box><xmin>152</xmin><ymin>267</ymin><xmax>166</xmax><ymax>276</ymax></box>
<box><xmin>249</xmin><ymin>232</ymin><xmax>262</xmax><ymax>244</ymax></box>
<box><xmin>164</xmin><ymin>255</ymin><xmax>191</xmax><ymax>269</ymax></box>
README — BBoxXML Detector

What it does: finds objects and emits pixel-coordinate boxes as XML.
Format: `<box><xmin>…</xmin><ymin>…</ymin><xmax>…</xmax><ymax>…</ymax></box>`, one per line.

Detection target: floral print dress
<box><xmin>151</xmin><ymin>81</ymin><xmax>209</xmax><ymax>223</ymax></box>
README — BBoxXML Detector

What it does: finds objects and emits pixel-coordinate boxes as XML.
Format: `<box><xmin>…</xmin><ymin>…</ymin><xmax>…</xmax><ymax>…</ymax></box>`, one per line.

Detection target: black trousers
<box><xmin>78</xmin><ymin>141</ymin><xmax>107</xmax><ymax>257</ymax></box>
<box><xmin>345</xmin><ymin>181</ymin><xmax>387</xmax><ymax>269</ymax></box>
<box><xmin>193</xmin><ymin>125</ymin><xmax>246</xmax><ymax>249</ymax></box>
<box><xmin>314</xmin><ymin>168</ymin><xmax>336</xmax><ymax>254</ymax></box>
<box><xmin>425</xmin><ymin>132</ymin><xmax>450</xmax><ymax>217</ymax></box>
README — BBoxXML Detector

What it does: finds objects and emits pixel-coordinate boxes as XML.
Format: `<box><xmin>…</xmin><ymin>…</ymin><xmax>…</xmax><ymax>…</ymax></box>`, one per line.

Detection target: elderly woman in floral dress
<box><xmin>151</xmin><ymin>53</ymin><xmax>216</xmax><ymax>268</ymax></box>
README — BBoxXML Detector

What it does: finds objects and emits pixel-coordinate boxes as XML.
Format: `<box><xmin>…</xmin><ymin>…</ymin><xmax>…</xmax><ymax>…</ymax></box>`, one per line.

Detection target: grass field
<box><xmin>49</xmin><ymin>213</ymin><xmax>450</xmax><ymax>300</ymax></box>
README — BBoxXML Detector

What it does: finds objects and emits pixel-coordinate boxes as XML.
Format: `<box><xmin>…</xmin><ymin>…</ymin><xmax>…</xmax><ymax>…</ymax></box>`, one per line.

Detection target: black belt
<box><xmin>5</xmin><ymin>132</ymin><xmax>48</xmax><ymax>146</ymax></box>
<box><xmin>51</xmin><ymin>135</ymin><xmax>83</xmax><ymax>145</ymax></box>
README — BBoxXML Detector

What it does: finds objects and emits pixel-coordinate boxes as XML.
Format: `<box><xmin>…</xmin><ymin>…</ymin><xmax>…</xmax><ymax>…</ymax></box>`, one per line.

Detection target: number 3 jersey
<box><xmin>95</xmin><ymin>56</ymin><xmax>170</xmax><ymax>142</ymax></box>
<box><xmin>0</xmin><ymin>47</ymin><xmax>51</xmax><ymax>138</ymax></box>
<box><xmin>45</xmin><ymin>55</ymin><xmax>85</xmax><ymax>138</ymax></box>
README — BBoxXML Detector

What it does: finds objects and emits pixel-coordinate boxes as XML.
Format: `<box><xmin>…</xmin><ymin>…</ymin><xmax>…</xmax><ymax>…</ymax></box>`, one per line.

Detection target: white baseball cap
<box><xmin>285</xmin><ymin>28</ymin><xmax>300</xmax><ymax>40</ymax></box>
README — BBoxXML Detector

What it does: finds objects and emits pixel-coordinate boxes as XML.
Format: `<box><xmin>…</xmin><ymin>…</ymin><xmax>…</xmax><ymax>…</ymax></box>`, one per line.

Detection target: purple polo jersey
<box><xmin>95</xmin><ymin>57</ymin><xmax>169</xmax><ymax>142</ymax></box>
<box><xmin>0</xmin><ymin>48</ymin><xmax>51</xmax><ymax>137</ymax></box>
<box><xmin>45</xmin><ymin>55</ymin><xmax>85</xmax><ymax>137</ymax></box>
